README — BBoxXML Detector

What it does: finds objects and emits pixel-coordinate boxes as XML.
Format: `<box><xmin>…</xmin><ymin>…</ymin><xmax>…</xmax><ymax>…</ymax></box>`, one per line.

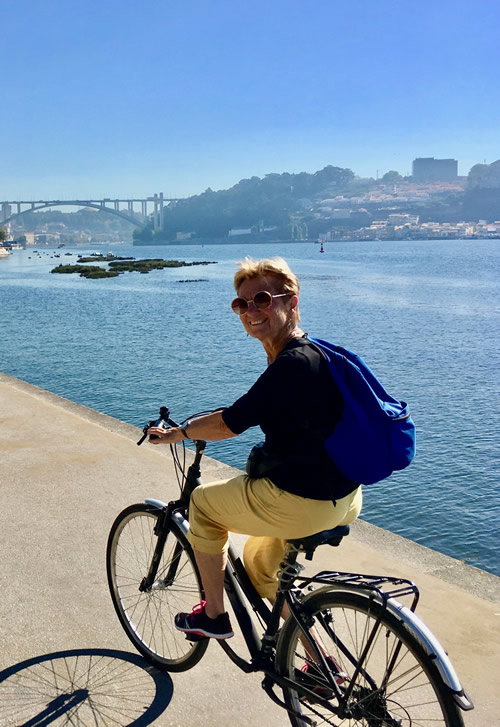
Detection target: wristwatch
<box><xmin>181</xmin><ymin>421</ymin><xmax>191</xmax><ymax>439</ymax></box>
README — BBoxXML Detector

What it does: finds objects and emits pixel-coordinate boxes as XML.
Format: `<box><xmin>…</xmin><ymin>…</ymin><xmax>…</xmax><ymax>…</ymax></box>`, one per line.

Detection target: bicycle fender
<box><xmin>144</xmin><ymin>498</ymin><xmax>168</xmax><ymax>510</ymax></box>
<box><xmin>387</xmin><ymin>599</ymin><xmax>473</xmax><ymax>710</ymax></box>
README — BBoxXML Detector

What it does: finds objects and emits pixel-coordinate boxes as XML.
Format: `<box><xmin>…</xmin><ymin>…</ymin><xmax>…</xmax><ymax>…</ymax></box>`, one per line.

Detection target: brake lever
<box><xmin>137</xmin><ymin>421</ymin><xmax>156</xmax><ymax>446</ymax></box>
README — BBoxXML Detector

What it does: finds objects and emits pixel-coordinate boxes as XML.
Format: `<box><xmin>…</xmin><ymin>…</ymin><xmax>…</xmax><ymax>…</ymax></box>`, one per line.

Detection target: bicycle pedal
<box><xmin>184</xmin><ymin>632</ymin><xmax>208</xmax><ymax>643</ymax></box>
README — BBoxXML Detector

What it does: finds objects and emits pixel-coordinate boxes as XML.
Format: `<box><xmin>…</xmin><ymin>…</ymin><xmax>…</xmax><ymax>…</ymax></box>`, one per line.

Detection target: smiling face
<box><xmin>236</xmin><ymin>275</ymin><xmax>297</xmax><ymax>346</ymax></box>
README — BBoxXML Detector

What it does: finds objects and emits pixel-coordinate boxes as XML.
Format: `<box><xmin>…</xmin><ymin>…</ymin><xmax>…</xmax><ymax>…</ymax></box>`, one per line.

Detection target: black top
<box><xmin>221</xmin><ymin>337</ymin><xmax>357</xmax><ymax>500</ymax></box>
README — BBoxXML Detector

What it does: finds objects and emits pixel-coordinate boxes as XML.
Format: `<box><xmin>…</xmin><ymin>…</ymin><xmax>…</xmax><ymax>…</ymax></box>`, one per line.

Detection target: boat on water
<box><xmin>0</xmin><ymin>247</ymin><xmax>11</xmax><ymax>256</ymax></box>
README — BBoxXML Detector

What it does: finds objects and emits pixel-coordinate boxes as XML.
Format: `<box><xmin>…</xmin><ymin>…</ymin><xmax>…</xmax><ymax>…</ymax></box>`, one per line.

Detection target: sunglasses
<box><xmin>231</xmin><ymin>291</ymin><xmax>289</xmax><ymax>315</ymax></box>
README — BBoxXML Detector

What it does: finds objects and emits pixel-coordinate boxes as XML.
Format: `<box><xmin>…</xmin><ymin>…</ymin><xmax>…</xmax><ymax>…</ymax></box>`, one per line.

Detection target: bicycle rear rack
<box><xmin>293</xmin><ymin>570</ymin><xmax>473</xmax><ymax>707</ymax></box>
<box><xmin>297</xmin><ymin>570</ymin><xmax>420</xmax><ymax>611</ymax></box>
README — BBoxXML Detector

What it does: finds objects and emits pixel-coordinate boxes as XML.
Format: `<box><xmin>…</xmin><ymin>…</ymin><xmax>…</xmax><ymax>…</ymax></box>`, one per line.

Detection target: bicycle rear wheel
<box><xmin>106</xmin><ymin>503</ymin><xmax>209</xmax><ymax>672</ymax></box>
<box><xmin>277</xmin><ymin>589</ymin><xmax>464</xmax><ymax>727</ymax></box>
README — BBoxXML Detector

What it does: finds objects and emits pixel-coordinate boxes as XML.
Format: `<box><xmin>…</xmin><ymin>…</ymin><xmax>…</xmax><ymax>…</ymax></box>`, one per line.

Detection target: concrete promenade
<box><xmin>0</xmin><ymin>372</ymin><xmax>498</xmax><ymax>726</ymax></box>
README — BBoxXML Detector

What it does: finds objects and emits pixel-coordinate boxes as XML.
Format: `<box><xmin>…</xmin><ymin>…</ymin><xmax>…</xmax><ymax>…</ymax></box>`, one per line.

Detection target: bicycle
<box><xmin>106</xmin><ymin>406</ymin><xmax>473</xmax><ymax>726</ymax></box>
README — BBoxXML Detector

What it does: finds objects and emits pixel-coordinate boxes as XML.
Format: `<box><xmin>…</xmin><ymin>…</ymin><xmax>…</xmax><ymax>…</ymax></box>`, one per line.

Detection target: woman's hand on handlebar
<box><xmin>147</xmin><ymin>426</ymin><xmax>185</xmax><ymax>445</ymax></box>
<box><xmin>147</xmin><ymin>411</ymin><xmax>236</xmax><ymax>445</ymax></box>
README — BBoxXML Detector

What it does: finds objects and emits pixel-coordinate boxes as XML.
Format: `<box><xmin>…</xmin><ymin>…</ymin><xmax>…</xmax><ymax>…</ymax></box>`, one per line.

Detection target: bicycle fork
<box><xmin>139</xmin><ymin>504</ymin><xmax>175</xmax><ymax>592</ymax></box>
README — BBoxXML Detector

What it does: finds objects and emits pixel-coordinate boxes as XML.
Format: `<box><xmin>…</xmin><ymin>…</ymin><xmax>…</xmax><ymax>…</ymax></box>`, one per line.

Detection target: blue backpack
<box><xmin>308</xmin><ymin>336</ymin><xmax>416</xmax><ymax>485</ymax></box>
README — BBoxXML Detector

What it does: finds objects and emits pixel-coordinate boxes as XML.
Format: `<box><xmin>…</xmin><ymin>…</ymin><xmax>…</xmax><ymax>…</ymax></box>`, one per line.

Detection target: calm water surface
<box><xmin>1</xmin><ymin>240</ymin><xmax>498</xmax><ymax>575</ymax></box>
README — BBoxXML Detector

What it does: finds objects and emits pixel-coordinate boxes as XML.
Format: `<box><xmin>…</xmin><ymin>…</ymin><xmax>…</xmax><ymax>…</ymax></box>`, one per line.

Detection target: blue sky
<box><xmin>1</xmin><ymin>0</ymin><xmax>498</xmax><ymax>200</ymax></box>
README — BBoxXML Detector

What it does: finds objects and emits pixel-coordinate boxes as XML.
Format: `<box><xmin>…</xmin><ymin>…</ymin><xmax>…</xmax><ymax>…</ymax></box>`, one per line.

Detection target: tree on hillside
<box><xmin>0</xmin><ymin>226</ymin><xmax>7</xmax><ymax>242</ymax></box>
<box><xmin>463</xmin><ymin>160</ymin><xmax>500</xmax><ymax>221</ymax></box>
<box><xmin>381</xmin><ymin>170</ymin><xmax>403</xmax><ymax>183</ymax></box>
<box><xmin>467</xmin><ymin>160</ymin><xmax>500</xmax><ymax>189</ymax></box>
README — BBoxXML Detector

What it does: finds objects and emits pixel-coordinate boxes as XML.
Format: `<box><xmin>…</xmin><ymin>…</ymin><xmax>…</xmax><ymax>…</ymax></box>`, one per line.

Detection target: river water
<box><xmin>1</xmin><ymin>239</ymin><xmax>498</xmax><ymax>576</ymax></box>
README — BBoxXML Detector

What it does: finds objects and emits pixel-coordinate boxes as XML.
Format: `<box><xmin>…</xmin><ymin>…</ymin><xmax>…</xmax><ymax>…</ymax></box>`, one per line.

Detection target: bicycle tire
<box><xmin>106</xmin><ymin>503</ymin><xmax>209</xmax><ymax>672</ymax></box>
<box><xmin>276</xmin><ymin>589</ymin><xmax>464</xmax><ymax>727</ymax></box>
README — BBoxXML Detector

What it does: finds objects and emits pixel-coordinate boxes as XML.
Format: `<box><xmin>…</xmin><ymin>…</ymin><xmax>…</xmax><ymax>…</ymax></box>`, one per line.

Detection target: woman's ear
<box><xmin>289</xmin><ymin>294</ymin><xmax>299</xmax><ymax>310</ymax></box>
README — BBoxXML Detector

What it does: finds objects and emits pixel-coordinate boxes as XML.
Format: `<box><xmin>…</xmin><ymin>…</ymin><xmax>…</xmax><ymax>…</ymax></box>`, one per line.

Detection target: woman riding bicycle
<box><xmin>147</xmin><ymin>256</ymin><xmax>362</xmax><ymax>640</ymax></box>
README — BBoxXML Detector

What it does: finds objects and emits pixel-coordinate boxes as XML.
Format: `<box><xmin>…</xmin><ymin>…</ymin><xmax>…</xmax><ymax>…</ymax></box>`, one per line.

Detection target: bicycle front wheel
<box><xmin>106</xmin><ymin>503</ymin><xmax>209</xmax><ymax>672</ymax></box>
<box><xmin>277</xmin><ymin>589</ymin><xmax>464</xmax><ymax>727</ymax></box>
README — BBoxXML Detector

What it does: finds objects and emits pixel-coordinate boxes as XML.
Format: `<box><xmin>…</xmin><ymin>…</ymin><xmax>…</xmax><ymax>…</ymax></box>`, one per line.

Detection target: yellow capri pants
<box><xmin>187</xmin><ymin>475</ymin><xmax>362</xmax><ymax>599</ymax></box>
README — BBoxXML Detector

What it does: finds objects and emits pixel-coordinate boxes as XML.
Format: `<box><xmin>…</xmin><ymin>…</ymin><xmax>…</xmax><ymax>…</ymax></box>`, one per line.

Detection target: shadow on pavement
<box><xmin>0</xmin><ymin>648</ymin><xmax>173</xmax><ymax>726</ymax></box>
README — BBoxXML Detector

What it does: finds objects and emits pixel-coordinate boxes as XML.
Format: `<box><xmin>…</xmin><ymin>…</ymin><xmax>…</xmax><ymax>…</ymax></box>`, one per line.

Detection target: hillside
<box><xmin>135</xmin><ymin>161</ymin><xmax>500</xmax><ymax>243</ymax></box>
<box><xmin>146</xmin><ymin>165</ymin><xmax>356</xmax><ymax>241</ymax></box>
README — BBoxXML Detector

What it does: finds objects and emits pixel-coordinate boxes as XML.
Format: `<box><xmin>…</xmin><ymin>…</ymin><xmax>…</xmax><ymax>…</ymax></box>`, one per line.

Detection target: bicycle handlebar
<box><xmin>136</xmin><ymin>405</ymin><xmax>179</xmax><ymax>446</ymax></box>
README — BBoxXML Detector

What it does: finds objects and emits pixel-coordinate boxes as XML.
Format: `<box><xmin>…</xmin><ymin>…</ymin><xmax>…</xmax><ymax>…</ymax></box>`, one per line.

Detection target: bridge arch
<box><xmin>1</xmin><ymin>201</ymin><xmax>148</xmax><ymax>229</ymax></box>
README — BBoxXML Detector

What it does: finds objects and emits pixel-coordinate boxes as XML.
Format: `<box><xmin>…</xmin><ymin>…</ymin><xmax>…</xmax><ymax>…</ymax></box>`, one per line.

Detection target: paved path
<box><xmin>0</xmin><ymin>372</ymin><xmax>498</xmax><ymax>726</ymax></box>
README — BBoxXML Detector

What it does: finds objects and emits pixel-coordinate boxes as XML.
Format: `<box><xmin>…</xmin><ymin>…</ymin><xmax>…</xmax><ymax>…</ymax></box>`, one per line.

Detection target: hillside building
<box><xmin>412</xmin><ymin>157</ymin><xmax>458</xmax><ymax>182</ymax></box>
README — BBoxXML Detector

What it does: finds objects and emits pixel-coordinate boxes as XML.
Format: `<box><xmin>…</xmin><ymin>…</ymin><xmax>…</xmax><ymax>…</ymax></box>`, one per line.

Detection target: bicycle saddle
<box><xmin>287</xmin><ymin>525</ymin><xmax>350</xmax><ymax>560</ymax></box>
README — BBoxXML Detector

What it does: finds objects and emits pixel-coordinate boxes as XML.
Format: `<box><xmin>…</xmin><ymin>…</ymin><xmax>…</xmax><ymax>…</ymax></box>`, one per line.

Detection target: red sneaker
<box><xmin>174</xmin><ymin>601</ymin><xmax>234</xmax><ymax>640</ymax></box>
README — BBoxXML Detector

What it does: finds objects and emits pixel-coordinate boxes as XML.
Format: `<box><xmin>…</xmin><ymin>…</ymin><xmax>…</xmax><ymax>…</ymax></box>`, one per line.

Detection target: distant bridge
<box><xmin>0</xmin><ymin>194</ymin><xmax>180</xmax><ymax>230</ymax></box>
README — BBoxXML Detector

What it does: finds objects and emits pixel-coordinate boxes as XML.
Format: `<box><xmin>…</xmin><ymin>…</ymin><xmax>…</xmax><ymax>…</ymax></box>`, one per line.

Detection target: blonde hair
<box><xmin>233</xmin><ymin>256</ymin><xmax>300</xmax><ymax>295</ymax></box>
<box><xmin>234</xmin><ymin>256</ymin><xmax>301</xmax><ymax>323</ymax></box>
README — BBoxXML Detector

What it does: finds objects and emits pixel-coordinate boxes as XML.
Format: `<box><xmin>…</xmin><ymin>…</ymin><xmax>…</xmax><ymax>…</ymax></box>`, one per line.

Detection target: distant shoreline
<box><xmin>132</xmin><ymin>236</ymin><xmax>500</xmax><ymax>246</ymax></box>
